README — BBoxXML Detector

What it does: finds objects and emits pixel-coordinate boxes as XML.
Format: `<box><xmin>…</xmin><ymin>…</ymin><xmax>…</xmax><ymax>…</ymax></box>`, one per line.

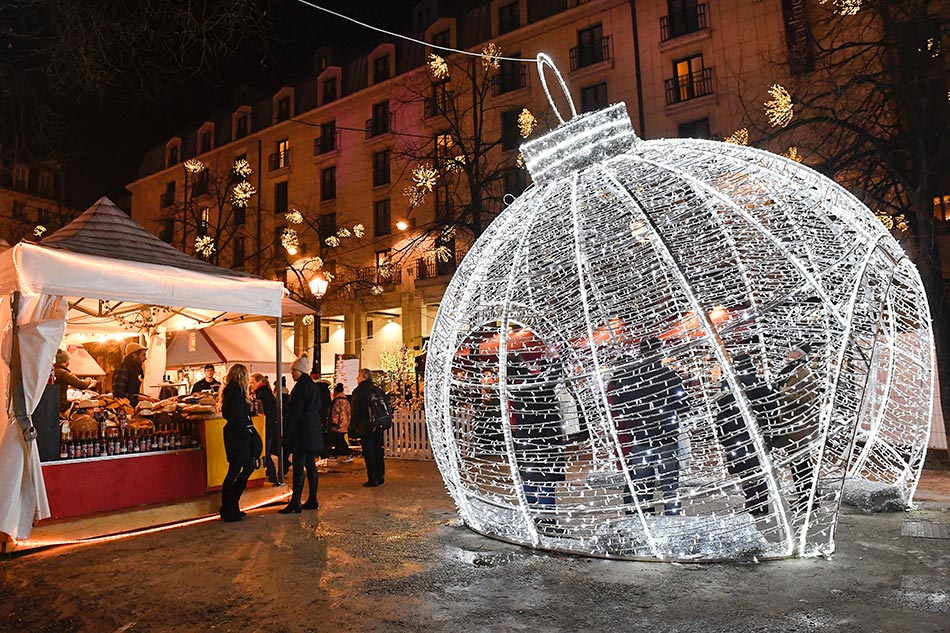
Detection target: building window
<box><xmin>573</xmin><ymin>23</ymin><xmax>606</xmax><ymax>69</ymax></box>
<box><xmin>499</xmin><ymin>2</ymin><xmax>520</xmax><ymax>34</ymax></box>
<box><xmin>501</xmin><ymin>109</ymin><xmax>522</xmax><ymax>151</ymax></box>
<box><xmin>199</xmin><ymin>207</ymin><xmax>210</xmax><ymax>234</ymax></box>
<box><xmin>373</xmin><ymin>150</ymin><xmax>391</xmax><ymax>187</ymax></box>
<box><xmin>367</xmin><ymin>101</ymin><xmax>391</xmax><ymax>137</ymax></box>
<box><xmin>166</xmin><ymin>145</ymin><xmax>179</xmax><ymax>168</ymax></box>
<box><xmin>274</xmin><ymin>181</ymin><xmax>288</xmax><ymax>214</ymax></box>
<box><xmin>678</xmin><ymin>118</ymin><xmax>711</xmax><ymax>139</ymax></box>
<box><xmin>319</xmin><ymin>212</ymin><xmax>337</xmax><ymax>241</ymax></box>
<box><xmin>235</xmin><ymin>115</ymin><xmax>248</xmax><ymax>139</ymax></box>
<box><xmin>192</xmin><ymin>170</ymin><xmax>209</xmax><ymax>197</ymax></box>
<box><xmin>321</xmin><ymin>167</ymin><xmax>336</xmax><ymax>201</ymax></box>
<box><xmin>580</xmin><ymin>82</ymin><xmax>608</xmax><ymax>113</ymax></box>
<box><xmin>666</xmin><ymin>54</ymin><xmax>713</xmax><ymax>105</ymax></box>
<box><xmin>366</xmin><ymin>319</ymin><xmax>374</xmax><ymax>339</ymax></box>
<box><xmin>276</xmin><ymin>96</ymin><xmax>291</xmax><ymax>122</ymax></box>
<box><xmin>496</xmin><ymin>56</ymin><xmax>525</xmax><ymax>95</ymax></box>
<box><xmin>435</xmin><ymin>183</ymin><xmax>452</xmax><ymax>220</ymax></box>
<box><xmin>374</xmin><ymin>199</ymin><xmax>391</xmax><ymax>237</ymax></box>
<box><xmin>199</xmin><ymin>130</ymin><xmax>213</xmax><ymax>154</ymax></box>
<box><xmin>234</xmin><ymin>205</ymin><xmax>246</xmax><ymax>227</ymax></box>
<box><xmin>425</xmin><ymin>82</ymin><xmax>451</xmax><ymax>118</ymax></box>
<box><xmin>233</xmin><ymin>236</ymin><xmax>245</xmax><ymax>269</ymax></box>
<box><xmin>269</xmin><ymin>139</ymin><xmax>291</xmax><ymax>171</ymax></box>
<box><xmin>160</xmin><ymin>217</ymin><xmax>175</xmax><ymax>243</ymax></box>
<box><xmin>504</xmin><ymin>166</ymin><xmax>528</xmax><ymax>197</ymax></box>
<box><xmin>527</xmin><ymin>0</ymin><xmax>567</xmax><ymax>23</ymax></box>
<box><xmin>317</xmin><ymin>120</ymin><xmax>337</xmax><ymax>154</ymax></box>
<box><xmin>661</xmin><ymin>1</ymin><xmax>707</xmax><ymax>42</ymax></box>
<box><xmin>160</xmin><ymin>181</ymin><xmax>176</xmax><ymax>208</ymax></box>
<box><xmin>431</xmin><ymin>29</ymin><xmax>451</xmax><ymax>49</ymax></box>
<box><xmin>373</xmin><ymin>54</ymin><xmax>391</xmax><ymax>83</ymax></box>
<box><xmin>323</xmin><ymin>77</ymin><xmax>337</xmax><ymax>104</ymax></box>
<box><xmin>38</xmin><ymin>171</ymin><xmax>57</xmax><ymax>197</ymax></box>
<box><xmin>935</xmin><ymin>194</ymin><xmax>950</xmax><ymax>222</ymax></box>
<box><xmin>435</xmin><ymin>133</ymin><xmax>455</xmax><ymax>167</ymax></box>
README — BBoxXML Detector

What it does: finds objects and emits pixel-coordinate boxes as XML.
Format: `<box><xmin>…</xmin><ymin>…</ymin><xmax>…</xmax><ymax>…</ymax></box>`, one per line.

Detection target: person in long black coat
<box><xmin>278</xmin><ymin>355</ymin><xmax>325</xmax><ymax>513</ymax></box>
<box><xmin>350</xmin><ymin>368</ymin><xmax>386</xmax><ymax>487</ymax></box>
<box><xmin>220</xmin><ymin>363</ymin><xmax>254</xmax><ymax>522</ymax></box>
<box><xmin>250</xmin><ymin>373</ymin><xmax>280</xmax><ymax>485</ymax></box>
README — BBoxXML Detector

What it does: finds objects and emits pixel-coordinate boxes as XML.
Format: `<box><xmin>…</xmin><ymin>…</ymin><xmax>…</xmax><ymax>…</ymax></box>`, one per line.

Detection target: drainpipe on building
<box><xmin>256</xmin><ymin>139</ymin><xmax>263</xmax><ymax>276</ymax></box>
<box><xmin>629</xmin><ymin>0</ymin><xmax>647</xmax><ymax>137</ymax></box>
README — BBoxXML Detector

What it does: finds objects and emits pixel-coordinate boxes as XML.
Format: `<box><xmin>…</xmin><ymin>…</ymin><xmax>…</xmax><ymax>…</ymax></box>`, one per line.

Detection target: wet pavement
<box><xmin>1</xmin><ymin>460</ymin><xmax>948</xmax><ymax>632</ymax></box>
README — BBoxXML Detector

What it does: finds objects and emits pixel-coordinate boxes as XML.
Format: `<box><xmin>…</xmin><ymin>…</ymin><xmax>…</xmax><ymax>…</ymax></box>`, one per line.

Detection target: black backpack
<box><xmin>246</xmin><ymin>420</ymin><xmax>263</xmax><ymax>468</ymax></box>
<box><xmin>369</xmin><ymin>388</ymin><xmax>394</xmax><ymax>432</ymax></box>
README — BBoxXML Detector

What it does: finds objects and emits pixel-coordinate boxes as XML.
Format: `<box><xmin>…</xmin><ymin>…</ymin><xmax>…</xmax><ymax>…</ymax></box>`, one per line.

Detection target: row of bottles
<box><xmin>58</xmin><ymin>422</ymin><xmax>201</xmax><ymax>460</ymax></box>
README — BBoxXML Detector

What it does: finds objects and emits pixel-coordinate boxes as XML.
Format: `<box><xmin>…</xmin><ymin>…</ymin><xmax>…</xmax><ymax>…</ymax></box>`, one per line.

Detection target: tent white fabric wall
<box><xmin>0</xmin><ymin>241</ymin><xmax>290</xmax><ymax>540</ymax></box>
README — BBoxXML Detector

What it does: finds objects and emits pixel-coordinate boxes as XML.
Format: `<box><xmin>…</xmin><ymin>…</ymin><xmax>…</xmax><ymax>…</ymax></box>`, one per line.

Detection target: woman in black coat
<box><xmin>220</xmin><ymin>363</ymin><xmax>254</xmax><ymax>522</ymax></box>
<box><xmin>278</xmin><ymin>355</ymin><xmax>325</xmax><ymax>513</ymax></box>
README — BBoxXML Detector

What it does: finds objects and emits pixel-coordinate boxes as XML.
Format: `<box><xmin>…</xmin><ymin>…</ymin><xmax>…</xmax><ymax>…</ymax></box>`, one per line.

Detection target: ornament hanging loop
<box><xmin>536</xmin><ymin>53</ymin><xmax>577</xmax><ymax>125</ymax></box>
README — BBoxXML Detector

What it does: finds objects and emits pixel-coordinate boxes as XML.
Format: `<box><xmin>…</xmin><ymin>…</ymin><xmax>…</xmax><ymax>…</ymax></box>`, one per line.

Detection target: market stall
<box><xmin>0</xmin><ymin>197</ymin><xmax>309</xmax><ymax>539</ymax></box>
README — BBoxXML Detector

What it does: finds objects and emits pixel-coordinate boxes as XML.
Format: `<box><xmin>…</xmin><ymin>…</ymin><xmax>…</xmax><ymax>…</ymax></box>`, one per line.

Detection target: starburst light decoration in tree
<box><xmin>281</xmin><ymin>227</ymin><xmax>299</xmax><ymax>255</ymax></box>
<box><xmin>481</xmin><ymin>42</ymin><xmax>501</xmax><ymax>71</ymax></box>
<box><xmin>518</xmin><ymin>109</ymin><xmax>538</xmax><ymax>138</ymax></box>
<box><xmin>33</xmin><ymin>225</ymin><xmax>46</xmax><ymax>237</ymax></box>
<box><xmin>724</xmin><ymin>128</ymin><xmax>749</xmax><ymax>145</ymax></box>
<box><xmin>425</xmin><ymin>54</ymin><xmax>934</xmax><ymax>562</ymax></box>
<box><xmin>783</xmin><ymin>146</ymin><xmax>803</xmax><ymax>162</ymax></box>
<box><xmin>231</xmin><ymin>181</ymin><xmax>256</xmax><ymax>207</ymax></box>
<box><xmin>194</xmin><ymin>235</ymin><xmax>215</xmax><ymax>257</ymax></box>
<box><xmin>286</xmin><ymin>209</ymin><xmax>304</xmax><ymax>224</ymax></box>
<box><xmin>233</xmin><ymin>158</ymin><xmax>252</xmax><ymax>178</ymax></box>
<box><xmin>184</xmin><ymin>158</ymin><xmax>205</xmax><ymax>173</ymax></box>
<box><xmin>428</xmin><ymin>54</ymin><xmax>449</xmax><ymax>80</ymax></box>
<box><xmin>765</xmin><ymin>84</ymin><xmax>794</xmax><ymax>128</ymax></box>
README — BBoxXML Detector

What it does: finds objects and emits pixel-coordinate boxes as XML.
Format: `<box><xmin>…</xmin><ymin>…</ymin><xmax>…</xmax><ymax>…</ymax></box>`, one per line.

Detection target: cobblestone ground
<box><xmin>2</xmin><ymin>461</ymin><xmax>948</xmax><ymax>633</ymax></box>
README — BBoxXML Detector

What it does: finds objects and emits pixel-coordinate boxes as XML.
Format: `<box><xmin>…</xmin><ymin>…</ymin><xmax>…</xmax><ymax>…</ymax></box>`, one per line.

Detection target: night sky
<box><xmin>65</xmin><ymin>0</ymin><xmax>420</xmax><ymax>209</ymax></box>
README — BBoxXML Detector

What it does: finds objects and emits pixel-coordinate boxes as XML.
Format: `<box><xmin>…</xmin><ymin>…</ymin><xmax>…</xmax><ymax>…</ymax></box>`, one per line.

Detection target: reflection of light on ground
<box><xmin>16</xmin><ymin>489</ymin><xmax>291</xmax><ymax>553</ymax></box>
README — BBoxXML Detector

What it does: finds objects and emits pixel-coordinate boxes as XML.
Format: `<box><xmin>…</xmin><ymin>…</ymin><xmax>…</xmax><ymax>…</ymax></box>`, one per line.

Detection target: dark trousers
<box><xmin>265</xmin><ymin>431</ymin><xmax>279</xmax><ymax>483</ymax></box>
<box><xmin>290</xmin><ymin>449</ymin><xmax>319</xmax><ymax>505</ymax></box>
<box><xmin>221</xmin><ymin>460</ymin><xmax>254</xmax><ymax>518</ymax></box>
<box><xmin>361</xmin><ymin>430</ymin><xmax>385</xmax><ymax>484</ymax></box>
<box><xmin>623</xmin><ymin>444</ymin><xmax>681</xmax><ymax>515</ymax></box>
<box><xmin>325</xmin><ymin>430</ymin><xmax>351</xmax><ymax>456</ymax></box>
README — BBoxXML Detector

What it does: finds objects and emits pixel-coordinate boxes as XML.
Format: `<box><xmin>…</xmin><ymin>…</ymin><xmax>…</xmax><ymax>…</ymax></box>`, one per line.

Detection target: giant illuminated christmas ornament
<box><xmin>424</xmin><ymin>56</ymin><xmax>934</xmax><ymax>561</ymax></box>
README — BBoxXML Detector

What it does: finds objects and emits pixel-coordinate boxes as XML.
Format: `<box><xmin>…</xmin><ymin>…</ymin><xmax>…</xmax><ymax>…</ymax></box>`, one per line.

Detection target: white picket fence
<box><xmin>383</xmin><ymin>410</ymin><xmax>433</xmax><ymax>460</ymax></box>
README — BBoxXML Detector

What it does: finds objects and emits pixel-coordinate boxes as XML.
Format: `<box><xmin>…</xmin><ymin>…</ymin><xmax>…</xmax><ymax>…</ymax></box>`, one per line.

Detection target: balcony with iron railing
<box><xmin>268</xmin><ymin>149</ymin><xmax>292</xmax><ymax>171</ymax></box>
<box><xmin>570</xmin><ymin>36</ymin><xmax>611</xmax><ymax>71</ymax></box>
<box><xmin>492</xmin><ymin>65</ymin><xmax>527</xmax><ymax>96</ymax></box>
<box><xmin>190</xmin><ymin>171</ymin><xmax>209</xmax><ymax>197</ymax></box>
<box><xmin>354</xmin><ymin>264</ymin><xmax>403</xmax><ymax>291</ymax></box>
<box><xmin>660</xmin><ymin>3</ymin><xmax>708</xmax><ymax>42</ymax></box>
<box><xmin>415</xmin><ymin>249</ymin><xmax>467</xmax><ymax>281</ymax></box>
<box><xmin>424</xmin><ymin>91</ymin><xmax>453</xmax><ymax>119</ymax></box>
<box><xmin>365</xmin><ymin>113</ymin><xmax>395</xmax><ymax>139</ymax></box>
<box><xmin>313</xmin><ymin>131</ymin><xmax>341</xmax><ymax>156</ymax></box>
<box><xmin>664</xmin><ymin>67</ymin><xmax>714</xmax><ymax>106</ymax></box>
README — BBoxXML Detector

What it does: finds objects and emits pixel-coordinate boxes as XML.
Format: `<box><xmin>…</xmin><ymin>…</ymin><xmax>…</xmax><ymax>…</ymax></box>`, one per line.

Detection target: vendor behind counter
<box><xmin>54</xmin><ymin>349</ymin><xmax>97</xmax><ymax>413</ymax></box>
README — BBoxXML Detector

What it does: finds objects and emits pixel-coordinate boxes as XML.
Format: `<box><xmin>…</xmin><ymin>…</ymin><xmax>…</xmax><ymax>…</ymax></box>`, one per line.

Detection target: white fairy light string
<box><xmin>424</xmin><ymin>56</ymin><xmax>934</xmax><ymax>562</ymax></box>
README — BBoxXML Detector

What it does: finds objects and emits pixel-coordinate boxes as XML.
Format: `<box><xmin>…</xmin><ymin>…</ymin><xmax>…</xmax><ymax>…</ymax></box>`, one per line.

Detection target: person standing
<box><xmin>610</xmin><ymin>336</ymin><xmax>690</xmax><ymax>516</ymax></box>
<box><xmin>219</xmin><ymin>364</ymin><xmax>255</xmax><ymax>522</ymax></box>
<box><xmin>112</xmin><ymin>342</ymin><xmax>149</xmax><ymax>406</ymax></box>
<box><xmin>191</xmin><ymin>364</ymin><xmax>222</xmax><ymax>394</ymax></box>
<box><xmin>350</xmin><ymin>368</ymin><xmax>386</xmax><ymax>487</ymax></box>
<box><xmin>327</xmin><ymin>383</ymin><xmax>353</xmax><ymax>461</ymax></box>
<box><xmin>53</xmin><ymin>349</ymin><xmax>96</xmax><ymax>413</ymax></box>
<box><xmin>250</xmin><ymin>373</ymin><xmax>280</xmax><ymax>485</ymax></box>
<box><xmin>278</xmin><ymin>354</ymin><xmax>325</xmax><ymax>513</ymax></box>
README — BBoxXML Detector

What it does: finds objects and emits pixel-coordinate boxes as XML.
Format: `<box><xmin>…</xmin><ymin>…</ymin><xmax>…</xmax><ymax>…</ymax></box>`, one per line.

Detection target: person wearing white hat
<box><xmin>278</xmin><ymin>354</ymin><xmax>326</xmax><ymax>513</ymax></box>
<box><xmin>112</xmin><ymin>342</ymin><xmax>149</xmax><ymax>406</ymax></box>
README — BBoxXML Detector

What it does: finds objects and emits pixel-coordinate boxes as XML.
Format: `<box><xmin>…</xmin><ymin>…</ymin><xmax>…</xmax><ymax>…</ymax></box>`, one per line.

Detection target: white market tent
<box><xmin>166</xmin><ymin>320</ymin><xmax>295</xmax><ymax>378</ymax></box>
<box><xmin>0</xmin><ymin>197</ymin><xmax>310</xmax><ymax>540</ymax></box>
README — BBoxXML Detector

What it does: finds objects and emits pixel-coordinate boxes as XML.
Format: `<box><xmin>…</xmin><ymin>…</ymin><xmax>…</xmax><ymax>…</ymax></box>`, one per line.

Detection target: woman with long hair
<box><xmin>219</xmin><ymin>363</ymin><xmax>254</xmax><ymax>522</ymax></box>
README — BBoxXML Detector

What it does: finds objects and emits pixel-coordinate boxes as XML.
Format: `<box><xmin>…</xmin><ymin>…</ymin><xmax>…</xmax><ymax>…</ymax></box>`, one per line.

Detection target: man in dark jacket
<box><xmin>191</xmin><ymin>364</ymin><xmax>222</xmax><ymax>394</ymax></box>
<box><xmin>610</xmin><ymin>336</ymin><xmax>690</xmax><ymax>516</ymax></box>
<box><xmin>714</xmin><ymin>353</ymin><xmax>776</xmax><ymax>517</ymax></box>
<box><xmin>279</xmin><ymin>355</ymin><xmax>325</xmax><ymax>513</ymax></box>
<box><xmin>350</xmin><ymin>368</ymin><xmax>386</xmax><ymax>487</ymax></box>
<box><xmin>112</xmin><ymin>342</ymin><xmax>148</xmax><ymax>406</ymax></box>
<box><xmin>250</xmin><ymin>373</ymin><xmax>280</xmax><ymax>485</ymax></box>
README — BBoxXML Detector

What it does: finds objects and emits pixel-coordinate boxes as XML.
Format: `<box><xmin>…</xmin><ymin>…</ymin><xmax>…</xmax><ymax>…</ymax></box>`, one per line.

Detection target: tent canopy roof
<box><xmin>0</xmin><ymin>196</ymin><xmax>313</xmax><ymax>320</ymax></box>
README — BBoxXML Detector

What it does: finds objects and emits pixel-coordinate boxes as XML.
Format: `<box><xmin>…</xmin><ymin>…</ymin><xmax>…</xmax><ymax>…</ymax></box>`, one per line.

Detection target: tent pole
<box><xmin>275</xmin><ymin>313</ymin><xmax>284</xmax><ymax>486</ymax></box>
<box><xmin>7</xmin><ymin>291</ymin><xmax>36</xmax><ymax>443</ymax></box>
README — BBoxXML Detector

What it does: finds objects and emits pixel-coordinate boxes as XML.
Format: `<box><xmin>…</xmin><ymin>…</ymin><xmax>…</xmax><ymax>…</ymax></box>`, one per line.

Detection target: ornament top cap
<box><xmin>521</xmin><ymin>55</ymin><xmax>641</xmax><ymax>184</ymax></box>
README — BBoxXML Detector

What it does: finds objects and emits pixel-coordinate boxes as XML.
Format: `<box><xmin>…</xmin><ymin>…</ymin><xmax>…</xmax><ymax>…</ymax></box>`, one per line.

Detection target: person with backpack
<box><xmin>278</xmin><ymin>354</ymin><xmax>325</xmax><ymax>513</ymax></box>
<box><xmin>350</xmin><ymin>368</ymin><xmax>391</xmax><ymax>487</ymax></box>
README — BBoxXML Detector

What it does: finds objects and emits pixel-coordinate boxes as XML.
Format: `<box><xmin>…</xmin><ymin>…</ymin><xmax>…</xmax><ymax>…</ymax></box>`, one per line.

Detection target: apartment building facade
<box><xmin>125</xmin><ymin>0</ymin><xmax>867</xmax><ymax>375</ymax></box>
<box><xmin>0</xmin><ymin>158</ymin><xmax>74</xmax><ymax>245</ymax></box>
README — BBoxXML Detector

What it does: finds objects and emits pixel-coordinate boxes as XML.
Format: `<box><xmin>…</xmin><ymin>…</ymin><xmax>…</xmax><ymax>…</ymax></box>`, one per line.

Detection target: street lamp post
<box><xmin>308</xmin><ymin>275</ymin><xmax>329</xmax><ymax>376</ymax></box>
